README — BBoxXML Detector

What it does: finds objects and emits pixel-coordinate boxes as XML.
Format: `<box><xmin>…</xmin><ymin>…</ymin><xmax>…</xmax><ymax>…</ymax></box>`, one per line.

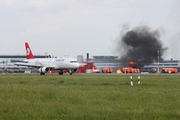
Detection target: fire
<box><xmin>129</xmin><ymin>61</ymin><xmax>136</xmax><ymax>68</ymax></box>
<box><xmin>121</xmin><ymin>61</ymin><xmax>140</xmax><ymax>73</ymax></box>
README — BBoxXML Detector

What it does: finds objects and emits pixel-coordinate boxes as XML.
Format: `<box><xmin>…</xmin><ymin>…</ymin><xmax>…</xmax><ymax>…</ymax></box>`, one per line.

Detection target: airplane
<box><xmin>14</xmin><ymin>42</ymin><xmax>80</xmax><ymax>75</ymax></box>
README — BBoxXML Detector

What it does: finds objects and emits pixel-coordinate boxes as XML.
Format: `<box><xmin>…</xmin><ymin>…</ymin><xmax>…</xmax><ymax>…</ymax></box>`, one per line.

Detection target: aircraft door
<box><xmin>48</xmin><ymin>58</ymin><xmax>54</xmax><ymax>67</ymax></box>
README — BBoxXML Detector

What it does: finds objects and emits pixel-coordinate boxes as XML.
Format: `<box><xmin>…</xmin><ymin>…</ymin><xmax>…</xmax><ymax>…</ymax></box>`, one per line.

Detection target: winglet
<box><xmin>25</xmin><ymin>42</ymin><xmax>35</xmax><ymax>59</ymax></box>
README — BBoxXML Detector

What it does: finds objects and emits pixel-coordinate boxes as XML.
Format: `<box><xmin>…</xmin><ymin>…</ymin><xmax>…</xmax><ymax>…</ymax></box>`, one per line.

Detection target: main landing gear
<box><xmin>58</xmin><ymin>69</ymin><xmax>73</xmax><ymax>75</ymax></box>
<box><xmin>58</xmin><ymin>71</ymin><xmax>63</xmax><ymax>75</ymax></box>
<box><xmin>40</xmin><ymin>72</ymin><xmax>45</xmax><ymax>75</ymax></box>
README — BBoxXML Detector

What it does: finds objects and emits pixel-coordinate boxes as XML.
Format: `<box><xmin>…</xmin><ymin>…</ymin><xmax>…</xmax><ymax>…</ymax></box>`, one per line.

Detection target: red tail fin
<box><xmin>25</xmin><ymin>42</ymin><xmax>35</xmax><ymax>59</ymax></box>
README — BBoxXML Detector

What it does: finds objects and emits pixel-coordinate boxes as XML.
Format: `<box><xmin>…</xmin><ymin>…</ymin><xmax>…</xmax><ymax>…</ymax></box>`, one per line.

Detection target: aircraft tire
<box><xmin>58</xmin><ymin>72</ymin><xmax>63</xmax><ymax>75</ymax></box>
<box><xmin>40</xmin><ymin>73</ymin><xmax>45</xmax><ymax>75</ymax></box>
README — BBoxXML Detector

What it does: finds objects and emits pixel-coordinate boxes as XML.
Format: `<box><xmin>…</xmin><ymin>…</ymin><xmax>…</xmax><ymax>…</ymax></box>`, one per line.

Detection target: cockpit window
<box><xmin>70</xmin><ymin>61</ymin><xmax>78</xmax><ymax>63</ymax></box>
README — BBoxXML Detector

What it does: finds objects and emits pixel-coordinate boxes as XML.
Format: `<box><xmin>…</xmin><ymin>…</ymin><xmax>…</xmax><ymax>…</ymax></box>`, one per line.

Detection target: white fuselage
<box><xmin>23</xmin><ymin>57</ymin><xmax>80</xmax><ymax>70</ymax></box>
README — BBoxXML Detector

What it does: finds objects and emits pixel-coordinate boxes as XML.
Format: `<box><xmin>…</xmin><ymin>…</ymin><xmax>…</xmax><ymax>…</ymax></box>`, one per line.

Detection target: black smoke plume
<box><xmin>116</xmin><ymin>25</ymin><xmax>167</xmax><ymax>68</ymax></box>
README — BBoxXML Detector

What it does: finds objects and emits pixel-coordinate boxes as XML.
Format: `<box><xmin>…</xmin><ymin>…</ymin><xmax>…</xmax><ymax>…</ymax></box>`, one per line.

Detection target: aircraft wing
<box><xmin>14</xmin><ymin>63</ymin><xmax>42</xmax><ymax>68</ymax></box>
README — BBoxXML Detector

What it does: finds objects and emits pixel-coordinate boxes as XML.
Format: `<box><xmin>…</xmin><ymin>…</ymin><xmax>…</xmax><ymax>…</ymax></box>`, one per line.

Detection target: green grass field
<box><xmin>0</xmin><ymin>74</ymin><xmax>180</xmax><ymax>120</ymax></box>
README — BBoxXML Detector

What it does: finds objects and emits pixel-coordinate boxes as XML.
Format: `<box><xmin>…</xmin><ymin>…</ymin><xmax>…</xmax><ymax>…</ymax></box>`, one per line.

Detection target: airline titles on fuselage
<box><xmin>55</xmin><ymin>59</ymin><xmax>65</xmax><ymax>62</ymax></box>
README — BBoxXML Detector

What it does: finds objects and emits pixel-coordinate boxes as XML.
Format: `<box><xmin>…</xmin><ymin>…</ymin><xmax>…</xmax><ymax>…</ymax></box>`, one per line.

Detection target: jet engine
<box><xmin>38</xmin><ymin>67</ymin><xmax>49</xmax><ymax>73</ymax></box>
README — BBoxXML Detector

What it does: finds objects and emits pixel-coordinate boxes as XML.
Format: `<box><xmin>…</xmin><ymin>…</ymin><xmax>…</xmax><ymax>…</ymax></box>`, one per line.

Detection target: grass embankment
<box><xmin>0</xmin><ymin>74</ymin><xmax>180</xmax><ymax>120</ymax></box>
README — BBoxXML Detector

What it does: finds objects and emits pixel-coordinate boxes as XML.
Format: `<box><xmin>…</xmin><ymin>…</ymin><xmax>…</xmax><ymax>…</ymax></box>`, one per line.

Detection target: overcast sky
<box><xmin>0</xmin><ymin>0</ymin><xmax>179</xmax><ymax>60</ymax></box>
